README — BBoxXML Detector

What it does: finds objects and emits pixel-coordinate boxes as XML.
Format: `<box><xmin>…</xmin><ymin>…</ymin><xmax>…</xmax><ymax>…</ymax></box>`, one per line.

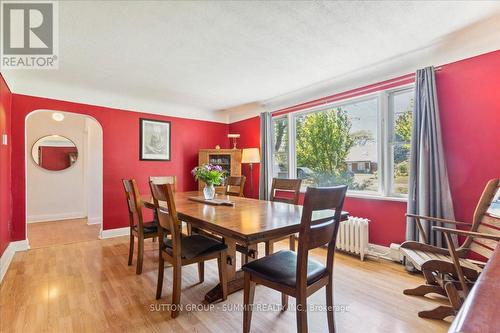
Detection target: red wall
<box><xmin>39</xmin><ymin>146</ymin><xmax>78</xmax><ymax>170</ymax></box>
<box><xmin>228</xmin><ymin>116</ymin><xmax>261</xmax><ymax>198</ymax></box>
<box><xmin>230</xmin><ymin>50</ymin><xmax>500</xmax><ymax>247</ymax></box>
<box><xmin>437</xmin><ymin>50</ymin><xmax>500</xmax><ymax>227</ymax></box>
<box><xmin>0</xmin><ymin>75</ymin><xmax>12</xmax><ymax>256</ymax></box>
<box><xmin>10</xmin><ymin>94</ymin><xmax>229</xmax><ymax>241</ymax></box>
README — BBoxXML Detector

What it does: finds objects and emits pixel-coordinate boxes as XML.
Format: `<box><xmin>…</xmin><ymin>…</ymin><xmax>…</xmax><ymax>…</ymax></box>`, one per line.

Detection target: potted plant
<box><xmin>192</xmin><ymin>164</ymin><xmax>226</xmax><ymax>199</ymax></box>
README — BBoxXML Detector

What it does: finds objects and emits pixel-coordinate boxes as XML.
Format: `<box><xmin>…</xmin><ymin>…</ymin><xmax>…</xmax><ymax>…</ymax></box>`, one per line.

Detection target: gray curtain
<box><xmin>259</xmin><ymin>112</ymin><xmax>273</xmax><ymax>200</ymax></box>
<box><xmin>406</xmin><ymin>66</ymin><xmax>455</xmax><ymax>247</ymax></box>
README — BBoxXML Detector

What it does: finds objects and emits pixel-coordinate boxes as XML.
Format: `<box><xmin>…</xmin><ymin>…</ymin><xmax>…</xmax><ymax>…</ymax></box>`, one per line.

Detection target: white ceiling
<box><xmin>3</xmin><ymin>1</ymin><xmax>500</xmax><ymax>123</ymax></box>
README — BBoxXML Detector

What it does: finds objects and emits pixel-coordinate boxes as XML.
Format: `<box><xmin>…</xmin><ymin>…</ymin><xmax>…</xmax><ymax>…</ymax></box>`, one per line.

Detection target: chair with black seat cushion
<box><xmin>242</xmin><ymin>185</ymin><xmax>347</xmax><ymax>333</ymax></box>
<box><xmin>122</xmin><ymin>179</ymin><xmax>159</xmax><ymax>274</ymax></box>
<box><xmin>264</xmin><ymin>178</ymin><xmax>302</xmax><ymax>256</ymax></box>
<box><xmin>149</xmin><ymin>182</ymin><xmax>228</xmax><ymax>318</ymax></box>
<box><xmin>149</xmin><ymin>176</ymin><xmax>188</xmax><ymax>233</ymax></box>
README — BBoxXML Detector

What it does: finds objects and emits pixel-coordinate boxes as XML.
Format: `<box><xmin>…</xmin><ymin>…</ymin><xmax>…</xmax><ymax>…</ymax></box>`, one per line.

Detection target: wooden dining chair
<box><xmin>122</xmin><ymin>179</ymin><xmax>159</xmax><ymax>274</ymax></box>
<box><xmin>264</xmin><ymin>178</ymin><xmax>302</xmax><ymax>255</ymax></box>
<box><xmin>150</xmin><ymin>176</ymin><xmax>176</xmax><ymax>188</ymax></box>
<box><xmin>401</xmin><ymin>178</ymin><xmax>500</xmax><ymax>319</ymax></box>
<box><xmin>242</xmin><ymin>185</ymin><xmax>348</xmax><ymax>333</ymax></box>
<box><xmin>225</xmin><ymin>175</ymin><xmax>246</xmax><ymax>197</ymax></box>
<box><xmin>149</xmin><ymin>182</ymin><xmax>228</xmax><ymax>318</ymax></box>
<box><xmin>149</xmin><ymin>175</ymin><xmax>188</xmax><ymax>233</ymax></box>
<box><xmin>225</xmin><ymin>175</ymin><xmax>247</xmax><ymax>265</ymax></box>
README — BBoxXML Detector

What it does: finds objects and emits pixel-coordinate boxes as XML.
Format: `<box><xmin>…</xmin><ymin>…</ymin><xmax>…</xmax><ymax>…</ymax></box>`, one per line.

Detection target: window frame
<box><xmin>270</xmin><ymin>115</ymin><xmax>290</xmax><ymax>179</ymax></box>
<box><xmin>271</xmin><ymin>83</ymin><xmax>414</xmax><ymax>201</ymax></box>
<box><xmin>386</xmin><ymin>85</ymin><xmax>415</xmax><ymax>198</ymax></box>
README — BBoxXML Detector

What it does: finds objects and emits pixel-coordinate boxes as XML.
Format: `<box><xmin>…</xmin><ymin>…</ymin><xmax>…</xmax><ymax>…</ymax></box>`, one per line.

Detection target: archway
<box><xmin>25</xmin><ymin>110</ymin><xmax>103</xmax><ymax>247</ymax></box>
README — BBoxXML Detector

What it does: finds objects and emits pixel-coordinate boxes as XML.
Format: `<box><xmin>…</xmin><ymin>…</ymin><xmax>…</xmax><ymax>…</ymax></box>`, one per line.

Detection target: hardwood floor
<box><xmin>0</xmin><ymin>236</ymin><xmax>450</xmax><ymax>333</ymax></box>
<box><xmin>27</xmin><ymin>218</ymin><xmax>100</xmax><ymax>249</ymax></box>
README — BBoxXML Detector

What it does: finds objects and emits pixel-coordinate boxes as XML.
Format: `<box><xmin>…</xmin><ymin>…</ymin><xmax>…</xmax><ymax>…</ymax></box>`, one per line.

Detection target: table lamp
<box><xmin>227</xmin><ymin>134</ymin><xmax>240</xmax><ymax>149</ymax></box>
<box><xmin>241</xmin><ymin>148</ymin><xmax>260</xmax><ymax>197</ymax></box>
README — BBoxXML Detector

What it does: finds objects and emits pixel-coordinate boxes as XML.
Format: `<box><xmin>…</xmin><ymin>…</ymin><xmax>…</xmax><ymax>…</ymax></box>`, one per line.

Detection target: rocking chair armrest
<box><xmin>467</xmin><ymin>258</ymin><xmax>488</xmax><ymax>267</ymax></box>
<box><xmin>432</xmin><ymin>226</ymin><xmax>500</xmax><ymax>242</ymax></box>
<box><xmin>405</xmin><ymin>213</ymin><xmax>430</xmax><ymax>244</ymax></box>
<box><xmin>406</xmin><ymin>214</ymin><xmax>472</xmax><ymax>226</ymax></box>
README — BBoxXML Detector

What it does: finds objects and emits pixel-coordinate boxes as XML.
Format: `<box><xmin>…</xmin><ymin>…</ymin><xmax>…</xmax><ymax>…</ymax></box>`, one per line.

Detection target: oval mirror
<box><xmin>31</xmin><ymin>135</ymin><xmax>78</xmax><ymax>171</ymax></box>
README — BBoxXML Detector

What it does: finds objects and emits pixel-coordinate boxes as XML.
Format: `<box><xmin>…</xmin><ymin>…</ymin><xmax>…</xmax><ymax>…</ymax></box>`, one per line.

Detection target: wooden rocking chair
<box><xmin>400</xmin><ymin>178</ymin><xmax>500</xmax><ymax>320</ymax></box>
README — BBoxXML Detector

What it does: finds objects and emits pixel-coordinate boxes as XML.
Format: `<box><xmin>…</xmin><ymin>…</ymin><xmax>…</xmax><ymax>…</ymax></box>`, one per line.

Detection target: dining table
<box><xmin>142</xmin><ymin>191</ymin><xmax>349</xmax><ymax>303</ymax></box>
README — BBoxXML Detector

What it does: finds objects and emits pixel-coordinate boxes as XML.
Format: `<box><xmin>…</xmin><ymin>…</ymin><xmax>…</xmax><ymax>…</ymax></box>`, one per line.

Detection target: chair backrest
<box><xmin>149</xmin><ymin>176</ymin><xmax>176</xmax><ymax>190</ymax></box>
<box><xmin>296</xmin><ymin>186</ymin><xmax>347</xmax><ymax>283</ymax></box>
<box><xmin>225</xmin><ymin>176</ymin><xmax>246</xmax><ymax>197</ymax></box>
<box><xmin>270</xmin><ymin>178</ymin><xmax>302</xmax><ymax>204</ymax></box>
<box><xmin>149</xmin><ymin>182</ymin><xmax>182</xmax><ymax>258</ymax></box>
<box><xmin>464</xmin><ymin>179</ymin><xmax>500</xmax><ymax>259</ymax></box>
<box><xmin>122</xmin><ymin>179</ymin><xmax>145</xmax><ymax>229</ymax></box>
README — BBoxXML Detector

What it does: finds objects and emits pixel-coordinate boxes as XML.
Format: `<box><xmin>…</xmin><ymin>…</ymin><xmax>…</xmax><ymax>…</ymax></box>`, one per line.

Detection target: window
<box><xmin>389</xmin><ymin>89</ymin><xmax>414</xmax><ymax>195</ymax></box>
<box><xmin>272</xmin><ymin>116</ymin><xmax>289</xmax><ymax>179</ymax></box>
<box><xmin>295</xmin><ymin>97</ymin><xmax>379</xmax><ymax>193</ymax></box>
<box><xmin>271</xmin><ymin>86</ymin><xmax>414</xmax><ymax>198</ymax></box>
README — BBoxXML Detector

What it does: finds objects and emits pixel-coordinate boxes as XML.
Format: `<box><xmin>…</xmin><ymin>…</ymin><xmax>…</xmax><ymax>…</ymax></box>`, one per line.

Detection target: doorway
<box><xmin>25</xmin><ymin>110</ymin><xmax>103</xmax><ymax>248</ymax></box>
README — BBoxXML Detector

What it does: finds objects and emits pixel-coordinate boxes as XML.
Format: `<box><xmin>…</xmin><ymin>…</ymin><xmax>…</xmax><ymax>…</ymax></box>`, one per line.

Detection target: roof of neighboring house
<box><xmin>346</xmin><ymin>143</ymin><xmax>378</xmax><ymax>163</ymax></box>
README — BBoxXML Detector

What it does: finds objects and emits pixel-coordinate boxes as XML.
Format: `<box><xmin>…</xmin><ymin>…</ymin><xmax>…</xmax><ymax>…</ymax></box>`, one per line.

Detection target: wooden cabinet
<box><xmin>198</xmin><ymin>149</ymin><xmax>242</xmax><ymax>192</ymax></box>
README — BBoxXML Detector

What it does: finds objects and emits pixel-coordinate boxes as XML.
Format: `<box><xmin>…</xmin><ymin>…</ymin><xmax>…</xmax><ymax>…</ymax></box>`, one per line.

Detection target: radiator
<box><xmin>336</xmin><ymin>216</ymin><xmax>369</xmax><ymax>261</ymax></box>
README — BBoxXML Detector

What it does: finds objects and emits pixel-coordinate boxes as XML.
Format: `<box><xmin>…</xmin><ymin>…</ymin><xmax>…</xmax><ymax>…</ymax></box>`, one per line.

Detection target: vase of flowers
<box><xmin>192</xmin><ymin>164</ymin><xmax>226</xmax><ymax>200</ymax></box>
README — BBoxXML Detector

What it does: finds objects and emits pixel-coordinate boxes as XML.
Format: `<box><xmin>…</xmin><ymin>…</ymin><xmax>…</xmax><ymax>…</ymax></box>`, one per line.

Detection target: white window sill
<box><xmin>346</xmin><ymin>192</ymin><xmax>408</xmax><ymax>202</ymax></box>
<box><xmin>298</xmin><ymin>190</ymin><xmax>408</xmax><ymax>202</ymax></box>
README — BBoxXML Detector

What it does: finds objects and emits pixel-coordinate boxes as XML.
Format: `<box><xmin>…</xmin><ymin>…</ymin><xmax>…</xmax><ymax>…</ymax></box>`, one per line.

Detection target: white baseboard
<box><xmin>87</xmin><ymin>217</ymin><xmax>102</xmax><ymax>225</ymax></box>
<box><xmin>27</xmin><ymin>212</ymin><xmax>86</xmax><ymax>223</ymax></box>
<box><xmin>0</xmin><ymin>240</ymin><xmax>30</xmax><ymax>283</ymax></box>
<box><xmin>99</xmin><ymin>227</ymin><xmax>129</xmax><ymax>239</ymax></box>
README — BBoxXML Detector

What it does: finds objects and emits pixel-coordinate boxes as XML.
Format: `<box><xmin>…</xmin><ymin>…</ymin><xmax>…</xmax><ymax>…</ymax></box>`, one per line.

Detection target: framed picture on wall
<box><xmin>139</xmin><ymin>118</ymin><xmax>171</xmax><ymax>161</ymax></box>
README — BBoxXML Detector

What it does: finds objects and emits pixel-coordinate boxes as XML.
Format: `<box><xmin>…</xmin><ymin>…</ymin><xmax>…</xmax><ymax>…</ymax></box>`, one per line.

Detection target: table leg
<box><xmin>240</xmin><ymin>242</ymin><xmax>258</xmax><ymax>265</ymax></box>
<box><xmin>204</xmin><ymin>241</ymin><xmax>257</xmax><ymax>303</ymax></box>
<box><xmin>265</xmin><ymin>240</ymin><xmax>274</xmax><ymax>256</ymax></box>
<box><xmin>225</xmin><ymin>238</ymin><xmax>237</xmax><ymax>281</ymax></box>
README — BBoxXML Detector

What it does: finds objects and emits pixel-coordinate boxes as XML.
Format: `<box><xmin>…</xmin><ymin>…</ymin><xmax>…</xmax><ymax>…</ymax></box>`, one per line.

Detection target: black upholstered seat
<box><xmin>164</xmin><ymin>234</ymin><xmax>228</xmax><ymax>260</ymax></box>
<box><xmin>242</xmin><ymin>186</ymin><xmax>348</xmax><ymax>333</ymax></box>
<box><xmin>133</xmin><ymin>221</ymin><xmax>157</xmax><ymax>234</ymax></box>
<box><xmin>242</xmin><ymin>250</ymin><xmax>327</xmax><ymax>288</ymax></box>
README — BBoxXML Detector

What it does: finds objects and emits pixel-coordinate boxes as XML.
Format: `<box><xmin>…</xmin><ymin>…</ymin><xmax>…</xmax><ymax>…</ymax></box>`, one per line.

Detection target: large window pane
<box><xmin>270</xmin><ymin>85</ymin><xmax>415</xmax><ymax>198</ymax></box>
<box><xmin>391</xmin><ymin>89</ymin><xmax>414</xmax><ymax>195</ymax></box>
<box><xmin>272</xmin><ymin>117</ymin><xmax>289</xmax><ymax>179</ymax></box>
<box><xmin>295</xmin><ymin>98</ymin><xmax>379</xmax><ymax>192</ymax></box>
